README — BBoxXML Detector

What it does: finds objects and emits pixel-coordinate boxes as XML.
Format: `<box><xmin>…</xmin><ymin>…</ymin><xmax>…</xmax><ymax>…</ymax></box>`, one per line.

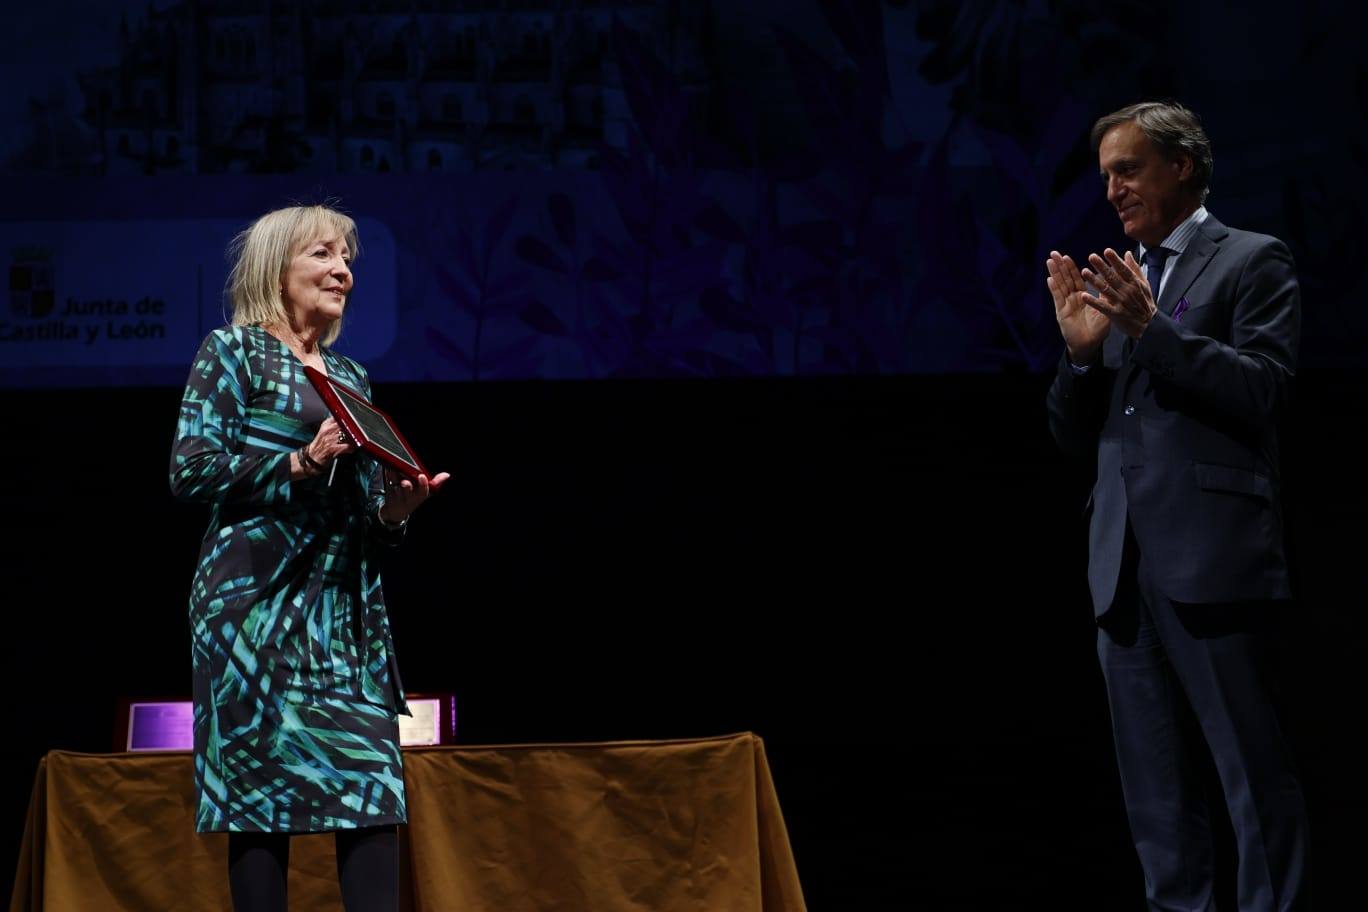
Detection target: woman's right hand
<box><xmin>295</xmin><ymin>417</ymin><xmax>357</xmax><ymax>477</ymax></box>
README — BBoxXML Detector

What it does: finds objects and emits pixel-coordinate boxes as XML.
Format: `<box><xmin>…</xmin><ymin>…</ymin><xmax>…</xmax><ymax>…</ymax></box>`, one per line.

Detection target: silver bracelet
<box><xmin>378</xmin><ymin>508</ymin><xmax>407</xmax><ymax>532</ymax></box>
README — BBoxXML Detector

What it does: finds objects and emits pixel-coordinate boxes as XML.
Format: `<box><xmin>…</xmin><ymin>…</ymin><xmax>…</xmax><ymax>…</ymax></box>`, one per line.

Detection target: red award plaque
<box><xmin>303</xmin><ymin>365</ymin><xmax>431</xmax><ymax>481</ymax></box>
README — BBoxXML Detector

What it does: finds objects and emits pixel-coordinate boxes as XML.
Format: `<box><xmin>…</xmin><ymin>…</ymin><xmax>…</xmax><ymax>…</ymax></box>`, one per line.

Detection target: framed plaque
<box><xmin>304</xmin><ymin>365</ymin><xmax>430</xmax><ymax>481</ymax></box>
<box><xmin>397</xmin><ymin>694</ymin><xmax>459</xmax><ymax>746</ymax></box>
<box><xmin>120</xmin><ymin>700</ymin><xmax>194</xmax><ymax>752</ymax></box>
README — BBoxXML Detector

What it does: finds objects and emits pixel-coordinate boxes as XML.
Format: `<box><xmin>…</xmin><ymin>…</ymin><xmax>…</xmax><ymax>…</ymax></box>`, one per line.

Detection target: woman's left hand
<box><xmin>379</xmin><ymin>469</ymin><xmax>451</xmax><ymax>525</ymax></box>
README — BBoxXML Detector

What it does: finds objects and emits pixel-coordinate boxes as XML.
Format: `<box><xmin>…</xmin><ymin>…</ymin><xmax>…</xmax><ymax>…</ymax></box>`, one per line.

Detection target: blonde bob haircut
<box><xmin>226</xmin><ymin>204</ymin><xmax>360</xmax><ymax>347</ymax></box>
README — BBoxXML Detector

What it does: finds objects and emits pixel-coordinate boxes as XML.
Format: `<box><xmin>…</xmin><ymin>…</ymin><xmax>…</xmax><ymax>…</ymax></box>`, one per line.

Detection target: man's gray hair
<box><xmin>1091</xmin><ymin>101</ymin><xmax>1213</xmax><ymax>203</ymax></box>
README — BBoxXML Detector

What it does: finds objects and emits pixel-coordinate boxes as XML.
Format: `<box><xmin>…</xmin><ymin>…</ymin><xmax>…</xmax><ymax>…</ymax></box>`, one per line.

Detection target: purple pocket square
<box><xmin>1172</xmin><ymin>296</ymin><xmax>1191</xmax><ymax>320</ymax></box>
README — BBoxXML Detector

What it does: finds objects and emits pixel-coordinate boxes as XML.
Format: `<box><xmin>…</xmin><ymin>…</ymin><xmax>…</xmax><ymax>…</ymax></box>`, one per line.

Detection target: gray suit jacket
<box><xmin>1047</xmin><ymin>214</ymin><xmax>1300</xmax><ymax>614</ymax></box>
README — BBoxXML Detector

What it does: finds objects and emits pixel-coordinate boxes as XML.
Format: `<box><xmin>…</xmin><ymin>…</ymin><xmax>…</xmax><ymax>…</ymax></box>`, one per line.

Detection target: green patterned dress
<box><xmin>170</xmin><ymin>324</ymin><xmax>409</xmax><ymax>833</ymax></box>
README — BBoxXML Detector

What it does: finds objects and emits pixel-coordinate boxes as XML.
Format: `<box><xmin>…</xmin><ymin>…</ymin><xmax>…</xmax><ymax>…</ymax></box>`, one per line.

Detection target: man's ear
<box><xmin>1171</xmin><ymin>151</ymin><xmax>1194</xmax><ymax>183</ymax></box>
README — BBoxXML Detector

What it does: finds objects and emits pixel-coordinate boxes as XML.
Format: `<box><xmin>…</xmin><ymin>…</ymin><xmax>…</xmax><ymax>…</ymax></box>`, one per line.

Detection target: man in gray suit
<box><xmin>1046</xmin><ymin>101</ymin><xmax>1309</xmax><ymax>910</ymax></box>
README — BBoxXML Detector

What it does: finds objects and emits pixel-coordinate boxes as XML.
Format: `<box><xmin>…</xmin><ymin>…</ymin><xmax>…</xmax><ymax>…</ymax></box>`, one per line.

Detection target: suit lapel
<box><xmin>1121</xmin><ymin>215</ymin><xmax>1227</xmax><ymax>386</ymax></box>
<box><xmin>1158</xmin><ymin>215</ymin><xmax>1227</xmax><ymax>315</ymax></box>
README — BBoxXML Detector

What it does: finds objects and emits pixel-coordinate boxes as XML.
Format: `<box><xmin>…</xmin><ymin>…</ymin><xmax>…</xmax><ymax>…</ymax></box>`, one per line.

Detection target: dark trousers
<box><xmin>1097</xmin><ymin>524</ymin><xmax>1309</xmax><ymax>911</ymax></box>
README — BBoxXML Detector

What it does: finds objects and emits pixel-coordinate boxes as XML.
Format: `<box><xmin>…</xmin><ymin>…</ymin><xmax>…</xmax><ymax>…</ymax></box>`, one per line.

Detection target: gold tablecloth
<box><xmin>10</xmin><ymin>732</ymin><xmax>805</xmax><ymax>911</ymax></box>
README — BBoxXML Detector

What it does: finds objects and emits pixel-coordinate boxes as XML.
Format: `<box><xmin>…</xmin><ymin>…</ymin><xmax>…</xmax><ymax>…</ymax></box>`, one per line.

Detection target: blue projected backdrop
<box><xmin>1</xmin><ymin>0</ymin><xmax>1363</xmax><ymax>387</ymax></box>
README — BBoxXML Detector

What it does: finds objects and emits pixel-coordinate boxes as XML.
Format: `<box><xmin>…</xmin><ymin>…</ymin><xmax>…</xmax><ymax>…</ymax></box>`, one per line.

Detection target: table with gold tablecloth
<box><xmin>9</xmin><ymin>732</ymin><xmax>806</xmax><ymax>911</ymax></box>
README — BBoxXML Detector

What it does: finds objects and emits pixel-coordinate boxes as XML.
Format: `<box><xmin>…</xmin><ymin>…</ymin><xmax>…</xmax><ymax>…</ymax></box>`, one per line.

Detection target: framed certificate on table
<box><xmin>304</xmin><ymin>365</ymin><xmax>431</xmax><ymax>481</ymax></box>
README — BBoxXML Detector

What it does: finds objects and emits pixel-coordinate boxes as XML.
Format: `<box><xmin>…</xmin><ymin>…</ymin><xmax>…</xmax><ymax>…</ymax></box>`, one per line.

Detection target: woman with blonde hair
<box><xmin>170</xmin><ymin>203</ymin><xmax>447</xmax><ymax>911</ymax></box>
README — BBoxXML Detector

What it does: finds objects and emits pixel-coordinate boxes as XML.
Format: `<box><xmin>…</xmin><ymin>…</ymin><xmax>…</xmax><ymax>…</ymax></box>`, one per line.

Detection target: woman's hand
<box><xmin>378</xmin><ymin>469</ymin><xmax>451</xmax><ymax>525</ymax></box>
<box><xmin>294</xmin><ymin>417</ymin><xmax>357</xmax><ymax>478</ymax></box>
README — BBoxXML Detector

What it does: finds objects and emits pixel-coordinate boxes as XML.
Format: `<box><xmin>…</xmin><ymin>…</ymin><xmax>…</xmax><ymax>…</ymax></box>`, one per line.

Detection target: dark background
<box><xmin>4</xmin><ymin>1</ymin><xmax>1367</xmax><ymax>908</ymax></box>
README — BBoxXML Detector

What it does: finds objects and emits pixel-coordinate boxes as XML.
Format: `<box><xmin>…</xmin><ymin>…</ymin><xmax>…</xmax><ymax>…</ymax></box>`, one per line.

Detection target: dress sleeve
<box><xmin>169</xmin><ymin>328</ymin><xmax>294</xmax><ymax>506</ymax></box>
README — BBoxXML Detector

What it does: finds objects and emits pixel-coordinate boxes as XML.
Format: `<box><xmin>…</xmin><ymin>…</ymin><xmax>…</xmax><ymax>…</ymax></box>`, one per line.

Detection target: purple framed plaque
<box><xmin>125</xmin><ymin>701</ymin><xmax>194</xmax><ymax>751</ymax></box>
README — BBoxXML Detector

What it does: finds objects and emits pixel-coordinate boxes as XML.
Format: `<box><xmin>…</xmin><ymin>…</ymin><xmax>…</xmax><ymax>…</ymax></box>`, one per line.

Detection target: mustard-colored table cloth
<box><xmin>10</xmin><ymin>732</ymin><xmax>806</xmax><ymax>911</ymax></box>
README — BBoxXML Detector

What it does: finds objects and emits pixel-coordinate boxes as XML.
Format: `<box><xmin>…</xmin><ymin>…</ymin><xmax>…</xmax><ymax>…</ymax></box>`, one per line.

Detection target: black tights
<box><xmin>227</xmin><ymin>826</ymin><xmax>398</xmax><ymax>912</ymax></box>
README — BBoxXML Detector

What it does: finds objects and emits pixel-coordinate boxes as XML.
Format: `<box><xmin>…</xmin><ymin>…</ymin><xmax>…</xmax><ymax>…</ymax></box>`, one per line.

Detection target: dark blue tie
<box><xmin>1142</xmin><ymin>246</ymin><xmax>1173</xmax><ymax>302</ymax></box>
